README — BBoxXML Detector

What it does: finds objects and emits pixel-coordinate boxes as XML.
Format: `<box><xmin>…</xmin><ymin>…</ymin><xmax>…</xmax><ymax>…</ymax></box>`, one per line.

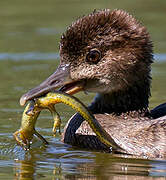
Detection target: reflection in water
<box><xmin>12</xmin><ymin>145</ymin><xmax>166</xmax><ymax>179</ymax></box>
<box><xmin>14</xmin><ymin>159</ymin><xmax>36</xmax><ymax>179</ymax></box>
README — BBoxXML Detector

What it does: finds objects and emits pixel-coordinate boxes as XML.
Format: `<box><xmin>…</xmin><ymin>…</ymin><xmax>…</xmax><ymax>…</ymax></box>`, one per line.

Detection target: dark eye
<box><xmin>86</xmin><ymin>49</ymin><xmax>101</xmax><ymax>64</ymax></box>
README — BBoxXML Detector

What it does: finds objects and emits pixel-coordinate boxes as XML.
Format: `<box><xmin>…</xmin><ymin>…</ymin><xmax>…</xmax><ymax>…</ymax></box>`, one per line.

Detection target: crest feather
<box><xmin>60</xmin><ymin>9</ymin><xmax>149</xmax><ymax>55</ymax></box>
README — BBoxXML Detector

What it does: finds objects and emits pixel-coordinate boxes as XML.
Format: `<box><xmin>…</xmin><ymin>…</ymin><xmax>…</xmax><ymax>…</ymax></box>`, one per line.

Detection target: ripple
<box><xmin>154</xmin><ymin>53</ymin><xmax>166</xmax><ymax>62</ymax></box>
<box><xmin>0</xmin><ymin>52</ymin><xmax>166</xmax><ymax>62</ymax></box>
<box><xmin>36</xmin><ymin>28</ymin><xmax>61</xmax><ymax>35</ymax></box>
<box><xmin>0</xmin><ymin>108</ymin><xmax>22</xmax><ymax>113</ymax></box>
<box><xmin>0</xmin><ymin>52</ymin><xmax>59</xmax><ymax>61</ymax></box>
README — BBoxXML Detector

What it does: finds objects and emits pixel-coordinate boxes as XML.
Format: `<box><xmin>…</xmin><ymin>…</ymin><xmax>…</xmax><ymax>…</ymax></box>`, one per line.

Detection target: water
<box><xmin>0</xmin><ymin>0</ymin><xmax>166</xmax><ymax>179</ymax></box>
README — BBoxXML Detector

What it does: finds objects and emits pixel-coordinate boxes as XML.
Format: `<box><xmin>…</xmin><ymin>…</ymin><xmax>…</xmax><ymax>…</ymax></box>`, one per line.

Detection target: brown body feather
<box><xmin>62</xmin><ymin>112</ymin><xmax>166</xmax><ymax>158</ymax></box>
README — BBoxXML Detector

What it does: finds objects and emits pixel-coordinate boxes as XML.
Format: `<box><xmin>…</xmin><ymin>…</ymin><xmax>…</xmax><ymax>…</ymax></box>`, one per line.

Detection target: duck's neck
<box><xmin>89</xmin><ymin>84</ymin><xmax>151</xmax><ymax>116</ymax></box>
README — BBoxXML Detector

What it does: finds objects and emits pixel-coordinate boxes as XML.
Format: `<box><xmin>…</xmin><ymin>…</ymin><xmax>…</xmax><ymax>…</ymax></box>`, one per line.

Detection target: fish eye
<box><xmin>86</xmin><ymin>49</ymin><xmax>101</xmax><ymax>64</ymax></box>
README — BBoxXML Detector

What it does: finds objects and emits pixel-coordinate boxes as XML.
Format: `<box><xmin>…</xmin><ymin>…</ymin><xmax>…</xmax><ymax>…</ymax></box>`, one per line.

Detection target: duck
<box><xmin>20</xmin><ymin>9</ymin><xmax>166</xmax><ymax>158</ymax></box>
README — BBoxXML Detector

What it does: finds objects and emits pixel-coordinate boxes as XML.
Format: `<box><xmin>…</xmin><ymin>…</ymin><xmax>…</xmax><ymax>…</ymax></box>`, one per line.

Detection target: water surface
<box><xmin>0</xmin><ymin>0</ymin><xmax>166</xmax><ymax>179</ymax></box>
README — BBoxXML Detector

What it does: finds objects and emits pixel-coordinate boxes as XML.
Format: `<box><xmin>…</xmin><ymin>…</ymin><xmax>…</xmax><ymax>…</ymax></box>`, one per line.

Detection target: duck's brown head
<box><xmin>20</xmin><ymin>9</ymin><xmax>153</xmax><ymax>112</ymax></box>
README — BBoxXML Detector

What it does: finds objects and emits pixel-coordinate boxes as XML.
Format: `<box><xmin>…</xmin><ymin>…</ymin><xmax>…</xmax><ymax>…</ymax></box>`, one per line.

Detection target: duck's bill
<box><xmin>20</xmin><ymin>64</ymin><xmax>84</xmax><ymax>106</ymax></box>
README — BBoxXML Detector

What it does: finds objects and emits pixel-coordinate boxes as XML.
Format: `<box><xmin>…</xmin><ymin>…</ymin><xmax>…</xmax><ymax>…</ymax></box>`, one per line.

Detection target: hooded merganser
<box><xmin>20</xmin><ymin>9</ymin><xmax>166</xmax><ymax>158</ymax></box>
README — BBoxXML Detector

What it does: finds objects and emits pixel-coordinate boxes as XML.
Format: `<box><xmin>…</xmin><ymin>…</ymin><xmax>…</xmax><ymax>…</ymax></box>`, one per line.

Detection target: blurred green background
<box><xmin>0</xmin><ymin>0</ymin><xmax>166</xmax><ymax>53</ymax></box>
<box><xmin>0</xmin><ymin>0</ymin><xmax>166</xmax><ymax>179</ymax></box>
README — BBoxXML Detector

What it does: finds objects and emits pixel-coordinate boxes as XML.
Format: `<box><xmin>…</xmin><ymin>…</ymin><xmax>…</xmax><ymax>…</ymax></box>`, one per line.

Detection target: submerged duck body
<box><xmin>20</xmin><ymin>9</ymin><xmax>166</xmax><ymax>158</ymax></box>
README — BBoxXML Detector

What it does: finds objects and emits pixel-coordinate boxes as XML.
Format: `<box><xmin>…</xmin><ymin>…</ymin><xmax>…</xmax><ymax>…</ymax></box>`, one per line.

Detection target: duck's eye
<box><xmin>86</xmin><ymin>49</ymin><xmax>101</xmax><ymax>64</ymax></box>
